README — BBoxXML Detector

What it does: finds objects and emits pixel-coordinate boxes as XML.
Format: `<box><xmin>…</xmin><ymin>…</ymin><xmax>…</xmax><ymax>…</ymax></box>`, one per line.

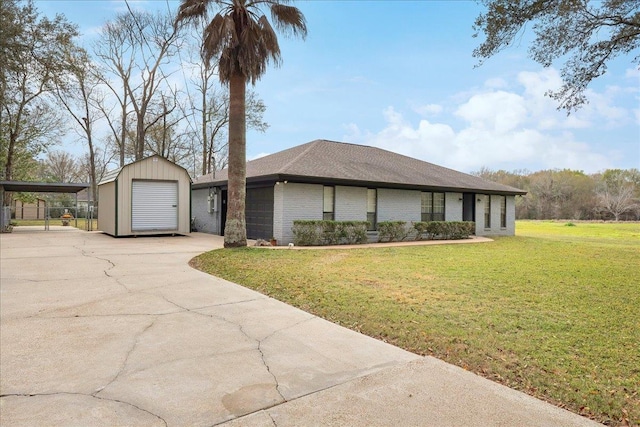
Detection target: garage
<box><xmin>98</xmin><ymin>156</ymin><xmax>191</xmax><ymax>237</ymax></box>
<box><xmin>131</xmin><ymin>180</ymin><xmax>178</xmax><ymax>231</ymax></box>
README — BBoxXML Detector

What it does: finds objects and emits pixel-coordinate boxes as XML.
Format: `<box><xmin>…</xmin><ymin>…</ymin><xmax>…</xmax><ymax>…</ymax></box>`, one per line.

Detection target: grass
<box><xmin>11</xmin><ymin>218</ymin><xmax>98</xmax><ymax>230</ymax></box>
<box><xmin>190</xmin><ymin>220</ymin><xmax>640</xmax><ymax>426</ymax></box>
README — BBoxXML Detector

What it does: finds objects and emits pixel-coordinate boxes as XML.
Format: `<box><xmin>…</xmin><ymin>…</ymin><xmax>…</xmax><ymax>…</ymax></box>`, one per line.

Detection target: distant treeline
<box><xmin>473</xmin><ymin>168</ymin><xmax>640</xmax><ymax>221</ymax></box>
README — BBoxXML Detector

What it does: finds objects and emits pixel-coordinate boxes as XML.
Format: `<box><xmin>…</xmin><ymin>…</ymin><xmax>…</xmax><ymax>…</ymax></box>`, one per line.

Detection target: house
<box><xmin>12</xmin><ymin>198</ymin><xmax>46</xmax><ymax>220</ymax></box>
<box><xmin>98</xmin><ymin>155</ymin><xmax>192</xmax><ymax>237</ymax></box>
<box><xmin>191</xmin><ymin>140</ymin><xmax>527</xmax><ymax>244</ymax></box>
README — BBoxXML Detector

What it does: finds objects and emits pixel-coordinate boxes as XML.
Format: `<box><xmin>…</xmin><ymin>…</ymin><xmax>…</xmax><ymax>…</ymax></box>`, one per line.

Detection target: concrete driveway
<box><xmin>0</xmin><ymin>227</ymin><xmax>600</xmax><ymax>426</ymax></box>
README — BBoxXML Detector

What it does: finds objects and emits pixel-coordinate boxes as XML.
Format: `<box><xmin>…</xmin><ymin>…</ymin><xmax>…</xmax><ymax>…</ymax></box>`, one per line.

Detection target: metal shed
<box><xmin>98</xmin><ymin>156</ymin><xmax>192</xmax><ymax>237</ymax></box>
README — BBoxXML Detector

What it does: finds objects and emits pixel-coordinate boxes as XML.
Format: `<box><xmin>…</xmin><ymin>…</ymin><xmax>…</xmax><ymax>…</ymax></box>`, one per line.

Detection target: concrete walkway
<box><xmin>0</xmin><ymin>227</ymin><xmax>601</xmax><ymax>426</ymax></box>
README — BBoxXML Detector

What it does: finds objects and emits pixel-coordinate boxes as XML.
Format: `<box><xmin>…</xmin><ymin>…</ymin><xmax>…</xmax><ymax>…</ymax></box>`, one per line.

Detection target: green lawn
<box><xmin>191</xmin><ymin>221</ymin><xmax>640</xmax><ymax>426</ymax></box>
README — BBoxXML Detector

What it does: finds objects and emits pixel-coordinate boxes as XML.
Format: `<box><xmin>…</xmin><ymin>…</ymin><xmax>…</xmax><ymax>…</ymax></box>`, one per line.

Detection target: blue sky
<box><xmin>38</xmin><ymin>0</ymin><xmax>639</xmax><ymax>174</ymax></box>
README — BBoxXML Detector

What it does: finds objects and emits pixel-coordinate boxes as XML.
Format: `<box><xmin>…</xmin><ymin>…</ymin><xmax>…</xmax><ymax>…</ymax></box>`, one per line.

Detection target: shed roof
<box><xmin>193</xmin><ymin>140</ymin><xmax>527</xmax><ymax>195</ymax></box>
<box><xmin>98</xmin><ymin>155</ymin><xmax>192</xmax><ymax>185</ymax></box>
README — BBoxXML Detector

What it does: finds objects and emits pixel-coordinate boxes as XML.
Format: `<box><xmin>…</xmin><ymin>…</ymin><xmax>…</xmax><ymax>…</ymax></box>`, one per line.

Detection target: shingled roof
<box><xmin>193</xmin><ymin>140</ymin><xmax>526</xmax><ymax>195</ymax></box>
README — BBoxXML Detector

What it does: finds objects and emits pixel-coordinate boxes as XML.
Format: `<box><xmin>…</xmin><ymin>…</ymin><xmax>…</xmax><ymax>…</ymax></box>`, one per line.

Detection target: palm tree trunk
<box><xmin>223</xmin><ymin>73</ymin><xmax>247</xmax><ymax>247</ymax></box>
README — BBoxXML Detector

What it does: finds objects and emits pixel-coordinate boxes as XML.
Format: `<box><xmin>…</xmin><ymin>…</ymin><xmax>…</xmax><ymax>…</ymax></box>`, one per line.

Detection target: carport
<box><xmin>0</xmin><ymin>181</ymin><xmax>91</xmax><ymax>231</ymax></box>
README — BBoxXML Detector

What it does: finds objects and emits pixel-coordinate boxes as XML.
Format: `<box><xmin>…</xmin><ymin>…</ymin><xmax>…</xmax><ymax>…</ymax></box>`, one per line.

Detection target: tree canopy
<box><xmin>473</xmin><ymin>0</ymin><xmax>640</xmax><ymax>111</ymax></box>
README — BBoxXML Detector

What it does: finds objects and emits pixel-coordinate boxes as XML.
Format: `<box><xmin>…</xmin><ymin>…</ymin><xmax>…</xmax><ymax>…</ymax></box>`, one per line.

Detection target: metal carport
<box><xmin>0</xmin><ymin>181</ymin><xmax>91</xmax><ymax>231</ymax></box>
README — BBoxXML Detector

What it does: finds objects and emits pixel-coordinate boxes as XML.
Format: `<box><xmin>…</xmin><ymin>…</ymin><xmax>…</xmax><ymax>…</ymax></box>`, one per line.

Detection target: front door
<box><xmin>462</xmin><ymin>192</ymin><xmax>476</xmax><ymax>222</ymax></box>
<box><xmin>220</xmin><ymin>190</ymin><xmax>227</xmax><ymax>236</ymax></box>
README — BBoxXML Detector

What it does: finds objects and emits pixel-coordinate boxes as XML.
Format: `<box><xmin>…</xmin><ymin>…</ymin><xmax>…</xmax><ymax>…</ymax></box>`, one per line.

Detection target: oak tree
<box><xmin>474</xmin><ymin>0</ymin><xmax>640</xmax><ymax>111</ymax></box>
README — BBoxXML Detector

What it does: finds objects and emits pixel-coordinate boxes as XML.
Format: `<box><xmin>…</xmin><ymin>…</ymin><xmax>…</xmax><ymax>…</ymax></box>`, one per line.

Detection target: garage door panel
<box><xmin>246</xmin><ymin>187</ymin><xmax>273</xmax><ymax>239</ymax></box>
<box><xmin>132</xmin><ymin>181</ymin><xmax>178</xmax><ymax>231</ymax></box>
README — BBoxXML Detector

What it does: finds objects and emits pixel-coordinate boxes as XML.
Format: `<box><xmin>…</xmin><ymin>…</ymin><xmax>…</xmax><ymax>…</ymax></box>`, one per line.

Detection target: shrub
<box><xmin>292</xmin><ymin>220</ymin><xmax>368</xmax><ymax>246</ymax></box>
<box><xmin>413</xmin><ymin>221</ymin><xmax>475</xmax><ymax>240</ymax></box>
<box><xmin>377</xmin><ymin>221</ymin><xmax>410</xmax><ymax>242</ymax></box>
<box><xmin>292</xmin><ymin>220</ymin><xmax>324</xmax><ymax>246</ymax></box>
<box><xmin>337</xmin><ymin>221</ymin><xmax>368</xmax><ymax>244</ymax></box>
<box><xmin>413</xmin><ymin>222</ymin><xmax>430</xmax><ymax>240</ymax></box>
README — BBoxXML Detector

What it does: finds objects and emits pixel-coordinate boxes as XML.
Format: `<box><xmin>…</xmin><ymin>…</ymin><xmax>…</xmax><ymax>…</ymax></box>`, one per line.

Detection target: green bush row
<box><xmin>377</xmin><ymin>221</ymin><xmax>410</xmax><ymax>242</ymax></box>
<box><xmin>412</xmin><ymin>221</ymin><xmax>475</xmax><ymax>240</ymax></box>
<box><xmin>376</xmin><ymin>220</ymin><xmax>475</xmax><ymax>242</ymax></box>
<box><xmin>292</xmin><ymin>220</ymin><xmax>369</xmax><ymax>246</ymax></box>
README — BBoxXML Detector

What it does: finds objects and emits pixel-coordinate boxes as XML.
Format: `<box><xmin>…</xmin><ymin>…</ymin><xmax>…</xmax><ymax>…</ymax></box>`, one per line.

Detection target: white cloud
<box><xmin>484</xmin><ymin>77</ymin><xmax>508</xmax><ymax>89</ymax></box>
<box><xmin>625</xmin><ymin>67</ymin><xmax>640</xmax><ymax>78</ymax></box>
<box><xmin>455</xmin><ymin>91</ymin><xmax>527</xmax><ymax>133</ymax></box>
<box><xmin>347</xmin><ymin>69</ymin><xmax>624</xmax><ymax>173</ymax></box>
<box><xmin>413</xmin><ymin>103</ymin><xmax>443</xmax><ymax>116</ymax></box>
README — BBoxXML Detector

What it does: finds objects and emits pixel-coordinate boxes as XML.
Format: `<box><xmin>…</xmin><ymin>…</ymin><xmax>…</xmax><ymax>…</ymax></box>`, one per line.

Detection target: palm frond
<box><xmin>178</xmin><ymin>0</ymin><xmax>305</xmax><ymax>82</ymax></box>
<box><xmin>175</xmin><ymin>0</ymin><xmax>209</xmax><ymax>25</ymax></box>
<box><xmin>269</xmin><ymin>3</ymin><xmax>307</xmax><ymax>39</ymax></box>
<box><xmin>257</xmin><ymin>15</ymin><xmax>281</xmax><ymax>64</ymax></box>
<box><xmin>202</xmin><ymin>13</ymin><xmax>235</xmax><ymax>64</ymax></box>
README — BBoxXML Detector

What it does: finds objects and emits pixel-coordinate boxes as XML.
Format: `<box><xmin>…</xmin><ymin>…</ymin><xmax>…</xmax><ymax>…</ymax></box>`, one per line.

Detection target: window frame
<box><xmin>500</xmin><ymin>195</ymin><xmax>507</xmax><ymax>228</ymax></box>
<box><xmin>323</xmin><ymin>186</ymin><xmax>335</xmax><ymax>221</ymax></box>
<box><xmin>367</xmin><ymin>188</ymin><xmax>377</xmax><ymax>231</ymax></box>
<box><xmin>421</xmin><ymin>191</ymin><xmax>445</xmax><ymax>222</ymax></box>
<box><xmin>484</xmin><ymin>195</ymin><xmax>491</xmax><ymax>229</ymax></box>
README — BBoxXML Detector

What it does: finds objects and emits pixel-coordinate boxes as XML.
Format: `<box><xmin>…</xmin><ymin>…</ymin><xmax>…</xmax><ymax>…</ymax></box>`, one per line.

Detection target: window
<box><xmin>484</xmin><ymin>195</ymin><xmax>491</xmax><ymax>229</ymax></box>
<box><xmin>323</xmin><ymin>186</ymin><xmax>334</xmax><ymax>220</ymax></box>
<box><xmin>367</xmin><ymin>189</ymin><xmax>377</xmax><ymax>231</ymax></box>
<box><xmin>500</xmin><ymin>195</ymin><xmax>507</xmax><ymax>228</ymax></box>
<box><xmin>421</xmin><ymin>192</ymin><xmax>445</xmax><ymax>221</ymax></box>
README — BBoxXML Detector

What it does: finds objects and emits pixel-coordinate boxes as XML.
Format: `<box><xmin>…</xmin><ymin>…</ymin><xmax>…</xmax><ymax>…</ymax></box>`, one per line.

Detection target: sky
<box><xmin>37</xmin><ymin>0</ymin><xmax>640</xmax><ymax>175</ymax></box>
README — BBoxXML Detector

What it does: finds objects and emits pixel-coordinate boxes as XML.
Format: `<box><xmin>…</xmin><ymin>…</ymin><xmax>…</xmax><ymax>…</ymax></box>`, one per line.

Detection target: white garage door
<box><xmin>132</xmin><ymin>181</ymin><xmax>178</xmax><ymax>231</ymax></box>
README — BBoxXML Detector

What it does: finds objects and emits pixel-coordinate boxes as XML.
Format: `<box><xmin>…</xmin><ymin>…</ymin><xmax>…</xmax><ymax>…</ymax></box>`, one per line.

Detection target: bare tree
<box><xmin>94</xmin><ymin>9</ymin><xmax>182</xmax><ymax>164</ymax></box>
<box><xmin>53</xmin><ymin>45</ymin><xmax>105</xmax><ymax>202</ymax></box>
<box><xmin>78</xmin><ymin>148</ymin><xmax>114</xmax><ymax>190</ymax></box>
<box><xmin>183</xmin><ymin>25</ymin><xmax>268</xmax><ymax>177</ymax></box>
<box><xmin>596</xmin><ymin>169</ymin><xmax>639</xmax><ymax>221</ymax></box>
<box><xmin>144</xmin><ymin>93</ymin><xmax>193</xmax><ymax>166</ymax></box>
<box><xmin>93</xmin><ymin>15</ymin><xmax>134</xmax><ymax>168</ymax></box>
<box><xmin>41</xmin><ymin>151</ymin><xmax>82</xmax><ymax>183</ymax></box>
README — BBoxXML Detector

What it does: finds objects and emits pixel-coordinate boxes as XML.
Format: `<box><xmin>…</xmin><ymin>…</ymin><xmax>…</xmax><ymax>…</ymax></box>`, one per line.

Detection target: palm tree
<box><xmin>176</xmin><ymin>0</ymin><xmax>307</xmax><ymax>247</ymax></box>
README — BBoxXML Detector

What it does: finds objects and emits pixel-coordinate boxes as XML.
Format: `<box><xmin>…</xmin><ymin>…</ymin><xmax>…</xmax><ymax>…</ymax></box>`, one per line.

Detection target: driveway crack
<box><xmin>74</xmin><ymin>245</ymin><xmax>129</xmax><ymax>292</ymax></box>
<box><xmin>254</xmin><ymin>325</ymin><xmax>285</xmax><ymax>402</ymax></box>
<box><xmin>94</xmin><ymin>317</ymin><xmax>157</xmax><ymax>395</ymax></box>
<box><xmin>0</xmin><ymin>392</ymin><xmax>167</xmax><ymax>426</ymax></box>
<box><xmin>160</xmin><ymin>294</ymin><xmax>290</xmax><ymax>403</ymax></box>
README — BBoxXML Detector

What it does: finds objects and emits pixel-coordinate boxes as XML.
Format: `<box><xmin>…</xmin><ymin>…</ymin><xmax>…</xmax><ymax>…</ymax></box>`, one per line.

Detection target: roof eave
<box><xmin>191</xmin><ymin>174</ymin><xmax>527</xmax><ymax>195</ymax></box>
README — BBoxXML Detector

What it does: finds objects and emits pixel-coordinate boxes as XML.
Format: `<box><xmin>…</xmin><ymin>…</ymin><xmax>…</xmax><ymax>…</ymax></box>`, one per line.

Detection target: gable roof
<box><xmin>98</xmin><ymin>155</ymin><xmax>192</xmax><ymax>185</ymax></box>
<box><xmin>193</xmin><ymin>140</ymin><xmax>526</xmax><ymax>195</ymax></box>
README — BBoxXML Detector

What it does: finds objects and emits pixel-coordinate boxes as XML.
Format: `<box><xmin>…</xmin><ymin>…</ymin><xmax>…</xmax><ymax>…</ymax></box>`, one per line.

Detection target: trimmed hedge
<box><xmin>413</xmin><ymin>221</ymin><xmax>475</xmax><ymax>240</ymax></box>
<box><xmin>377</xmin><ymin>221</ymin><xmax>410</xmax><ymax>242</ymax></box>
<box><xmin>292</xmin><ymin>220</ymin><xmax>475</xmax><ymax>245</ymax></box>
<box><xmin>292</xmin><ymin>220</ymin><xmax>369</xmax><ymax>246</ymax></box>
<box><xmin>376</xmin><ymin>221</ymin><xmax>475</xmax><ymax>242</ymax></box>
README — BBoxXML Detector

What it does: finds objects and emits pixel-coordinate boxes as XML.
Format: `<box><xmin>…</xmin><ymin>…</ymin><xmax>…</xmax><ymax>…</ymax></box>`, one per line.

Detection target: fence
<box><xmin>7</xmin><ymin>203</ymin><xmax>98</xmax><ymax>231</ymax></box>
<box><xmin>1</xmin><ymin>206</ymin><xmax>10</xmax><ymax>232</ymax></box>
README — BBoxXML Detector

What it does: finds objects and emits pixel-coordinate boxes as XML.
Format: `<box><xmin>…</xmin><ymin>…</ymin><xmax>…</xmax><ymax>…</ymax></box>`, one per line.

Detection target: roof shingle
<box><xmin>193</xmin><ymin>140</ymin><xmax>526</xmax><ymax>195</ymax></box>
